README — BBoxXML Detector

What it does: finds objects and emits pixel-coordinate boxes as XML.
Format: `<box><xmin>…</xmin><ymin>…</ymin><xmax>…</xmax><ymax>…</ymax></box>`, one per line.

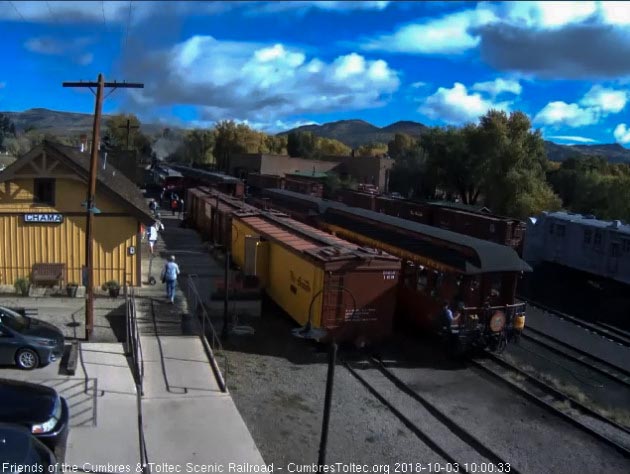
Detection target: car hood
<box><xmin>22</xmin><ymin>318</ymin><xmax>64</xmax><ymax>343</ymax></box>
<box><xmin>0</xmin><ymin>423</ymin><xmax>53</xmax><ymax>466</ymax></box>
<box><xmin>0</xmin><ymin>379</ymin><xmax>57</xmax><ymax>424</ymax></box>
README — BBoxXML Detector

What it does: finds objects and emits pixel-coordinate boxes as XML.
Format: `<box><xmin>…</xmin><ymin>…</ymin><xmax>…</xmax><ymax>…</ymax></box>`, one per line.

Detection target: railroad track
<box><xmin>342</xmin><ymin>355</ymin><xmax>517</xmax><ymax>474</ymax></box>
<box><xmin>518</xmin><ymin>296</ymin><xmax>630</xmax><ymax>348</ymax></box>
<box><xmin>470</xmin><ymin>352</ymin><xmax>630</xmax><ymax>459</ymax></box>
<box><xmin>522</xmin><ymin>327</ymin><xmax>630</xmax><ymax>387</ymax></box>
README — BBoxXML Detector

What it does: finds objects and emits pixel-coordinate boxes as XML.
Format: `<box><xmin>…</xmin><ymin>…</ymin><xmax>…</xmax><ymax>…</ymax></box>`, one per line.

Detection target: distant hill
<box><xmin>280</xmin><ymin>119</ymin><xmax>630</xmax><ymax>163</ymax></box>
<box><xmin>544</xmin><ymin>142</ymin><xmax>630</xmax><ymax>163</ymax></box>
<box><xmin>4</xmin><ymin>109</ymin><xmax>630</xmax><ymax>163</ymax></box>
<box><xmin>277</xmin><ymin>119</ymin><xmax>427</xmax><ymax>148</ymax></box>
<box><xmin>1</xmin><ymin>108</ymin><xmax>171</xmax><ymax>136</ymax></box>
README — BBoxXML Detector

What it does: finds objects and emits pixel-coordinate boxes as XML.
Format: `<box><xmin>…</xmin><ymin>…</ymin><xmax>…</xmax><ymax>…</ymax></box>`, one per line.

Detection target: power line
<box><xmin>101</xmin><ymin>1</ymin><xmax>108</xmax><ymax>32</ymax></box>
<box><xmin>123</xmin><ymin>0</ymin><xmax>133</xmax><ymax>58</ymax></box>
<box><xmin>8</xmin><ymin>1</ymin><xmax>27</xmax><ymax>22</ymax></box>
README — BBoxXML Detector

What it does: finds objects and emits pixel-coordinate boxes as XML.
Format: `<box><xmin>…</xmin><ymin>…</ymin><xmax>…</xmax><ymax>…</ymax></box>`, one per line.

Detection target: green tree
<box><xmin>477</xmin><ymin>110</ymin><xmax>560</xmax><ymax>218</ymax></box>
<box><xmin>421</xmin><ymin>125</ymin><xmax>488</xmax><ymax>204</ymax></box>
<box><xmin>313</xmin><ymin>137</ymin><xmax>351</xmax><ymax>157</ymax></box>
<box><xmin>0</xmin><ymin>113</ymin><xmax>17</xmax><ymax>150</ymax></box>
<box><xmin>287</xmin><ymin>131</ymin><xmax>316</xmax><ymax>157</ymax></box>
<box><xmin>104</xmin><ymin>114</ymin><xmax>141</xmax><ymax>149</ymax></box>
<box><xmin>387</xmin><ymin>133</ymin><xmax>416</xmax><ymax>161</ymax></box>
<box><xmin>356</xmin><ymin>142</ymin><xmax>388</xmax><ymax>157</ymax></box>
<box><xmin>171</xmin><ymin>129</ymin><xmax>216</xmax><ymax>165</ymax></box>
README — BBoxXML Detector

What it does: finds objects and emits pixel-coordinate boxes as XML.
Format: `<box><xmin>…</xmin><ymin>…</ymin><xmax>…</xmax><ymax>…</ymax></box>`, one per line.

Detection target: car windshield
<box><xmin>0</xmin><ymin>308</ymin><xmax>30</xmax><ymax>332</ymax></box>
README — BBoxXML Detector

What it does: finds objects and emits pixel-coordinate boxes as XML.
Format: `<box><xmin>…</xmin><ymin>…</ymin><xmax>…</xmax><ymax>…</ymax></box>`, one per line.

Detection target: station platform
<box><xmin>64</xmin><ymin>214</ymin><xmax>265</xmax><ymax>469</ymax></box>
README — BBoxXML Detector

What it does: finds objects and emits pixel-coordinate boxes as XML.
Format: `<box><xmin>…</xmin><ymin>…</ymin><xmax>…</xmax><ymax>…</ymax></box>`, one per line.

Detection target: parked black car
<box><xmin>0</xmin><ymin>422</ymin><xmax>57</xmax><ymax>470</ymax></box>
<box><xmin>0</xmin><ymin>306</ymin><xmax>65</xmax><ymax>370</ymax></box>
<box><xmin>0</xmin><ymin>378</ymin><xmax>69</xmax><ymax>449</ymax></box>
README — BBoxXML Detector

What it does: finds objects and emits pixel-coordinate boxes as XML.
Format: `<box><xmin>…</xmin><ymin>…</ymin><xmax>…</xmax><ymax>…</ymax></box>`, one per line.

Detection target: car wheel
<box><xmin>16</xmin><ymin>348</ymin><xmax>40</xmax><ymax>370</ymax></box>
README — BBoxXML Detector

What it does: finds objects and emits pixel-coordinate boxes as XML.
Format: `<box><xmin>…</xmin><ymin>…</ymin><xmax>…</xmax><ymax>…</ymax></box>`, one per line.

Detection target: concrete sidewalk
<box><xmin>63</xmin><ymin>213</ymin><xmax>264</xmax><ymax>468</ymax></box>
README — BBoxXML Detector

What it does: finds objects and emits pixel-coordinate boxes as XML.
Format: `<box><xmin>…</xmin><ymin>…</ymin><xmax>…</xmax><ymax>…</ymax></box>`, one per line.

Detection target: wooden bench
<box><xmin>31</xmin><ymin>263</ymin><xmax>66</xmax><ymax>288</ymax></box>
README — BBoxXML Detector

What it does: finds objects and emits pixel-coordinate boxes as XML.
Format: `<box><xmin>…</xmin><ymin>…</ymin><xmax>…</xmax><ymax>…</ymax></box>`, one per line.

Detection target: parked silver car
<box><xmin>0</xmin><ymin>306</ymin><xmax>65</xmax><ymax>370</ymax></box>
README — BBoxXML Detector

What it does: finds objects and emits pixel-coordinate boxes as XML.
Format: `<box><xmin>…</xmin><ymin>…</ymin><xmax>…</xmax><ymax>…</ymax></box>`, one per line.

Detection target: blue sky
<box><xmin>2</xmin><ymin>1</ymin><xmax>630</xmax><ymax>145</ymax></box>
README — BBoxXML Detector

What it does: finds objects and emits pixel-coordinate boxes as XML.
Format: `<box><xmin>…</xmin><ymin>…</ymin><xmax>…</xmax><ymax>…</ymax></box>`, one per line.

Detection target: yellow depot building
<box><xmin>0</xmin><ymin>140</ymin><xmax>153</xmax><ymax>289</ymax></box>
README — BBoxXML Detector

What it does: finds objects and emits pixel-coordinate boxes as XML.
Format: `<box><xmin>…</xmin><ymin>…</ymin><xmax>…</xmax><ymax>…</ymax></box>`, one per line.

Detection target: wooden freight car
<box><xmin>246</xmin><ymin>173</ymin><xmax>285</xmax><ymax>194</ymax></box>
<box><xmin>171</xmin><ymin>165</ymin><xmax>245</xmax><ymax>198</ymax></box>
<box><xmin>230</xmin><ymin>210</ymin><xmax>401</xmax><ymax>344</ymax></box>
<box><xmin>186</xmin><ymin>187</ymin><xmax>257</xmax><ymax>248</ymax></box>
<box><xmin>334</xmin><ymin>189</ymin><xmax>526</xmax><ymax>254</ymax></box>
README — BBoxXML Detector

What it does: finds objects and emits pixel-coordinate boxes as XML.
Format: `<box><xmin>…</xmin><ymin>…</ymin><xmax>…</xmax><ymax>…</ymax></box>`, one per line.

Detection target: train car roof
<box><xmin>156</xmin><ymin>168</ymin><xmax>183</xmax><ymax>178</ymax></box>
<box><xmin>264</xmin><ymin>188</ymin><xmax>531</xmax><ymax>274</ymax></box>
<box><xmin>170</xmin><ymin>165</ymin><xmax>241</xmax><ymax>183</ymax></box>
<box><xmin>539</xmin><ymin>211</ymin><xmax>630</xmax><ymax>235</ymax></box>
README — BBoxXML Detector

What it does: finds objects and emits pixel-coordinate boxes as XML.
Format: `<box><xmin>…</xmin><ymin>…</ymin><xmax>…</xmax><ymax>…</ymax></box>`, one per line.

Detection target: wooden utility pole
<box><xmin>119</xmin><ymin>119</ymin><xmax>140</xmax><ymax>150</ymax></box>
<box><xmin>63</xmin><ymin>74</ymin><xmax>143</xmax><ymax>339</ymax></box>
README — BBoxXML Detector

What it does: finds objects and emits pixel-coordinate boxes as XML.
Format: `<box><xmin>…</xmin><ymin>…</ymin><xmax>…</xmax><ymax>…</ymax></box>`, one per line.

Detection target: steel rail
<box><xmin>518</xmin><ymin>296</ymin><xmax>630</xmax><ymax>348</ymax></box>
<box><xmin>470</xmin><ymin>354</ymin><xmax>630</xmax><ymax>459</ymax></box>
<box><xmin>342</xmin><ymin>356</ymin><xmax>518</xmax><ymax>474</ymax></box>
<box><xmin>521</xmin><ymin>329</ymin><xmax>630</xmax><ymax>388</ymax></box>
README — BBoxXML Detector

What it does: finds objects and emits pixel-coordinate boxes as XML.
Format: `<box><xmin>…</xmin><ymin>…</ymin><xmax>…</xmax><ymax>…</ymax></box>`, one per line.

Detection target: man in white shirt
<box><xmin>147</xmin><ymin>220</ymin><xmax>163</xmax><ymax>254</ymax></box>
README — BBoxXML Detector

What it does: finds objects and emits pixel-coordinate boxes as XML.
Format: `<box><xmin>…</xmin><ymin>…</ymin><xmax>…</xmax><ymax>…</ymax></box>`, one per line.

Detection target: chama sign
<box><xmin>23</xmin><ymin>213</ymin><xmax>64</xmax><ymax>224</ymax></box>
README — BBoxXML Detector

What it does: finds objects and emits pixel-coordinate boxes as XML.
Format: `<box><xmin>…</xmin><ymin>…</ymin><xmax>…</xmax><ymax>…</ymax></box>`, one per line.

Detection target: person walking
<box><xmin>147</xmin><ymin>220</ymin><xmax>164</xmax><ymax>255</ymax></box>
<box><xmin>161</xmin><ymin>255</ymin><xmax>180</xmax><ymax>304</ymax></box>
<box><xmin>178</xmin><ymin>198</ymin><xmax>184</xmax><ymax>218</ymax></box>
<box><xmin>171</xmin><ymin>197</ymin><xmax>178</xmax><ymax>216</ymax></box>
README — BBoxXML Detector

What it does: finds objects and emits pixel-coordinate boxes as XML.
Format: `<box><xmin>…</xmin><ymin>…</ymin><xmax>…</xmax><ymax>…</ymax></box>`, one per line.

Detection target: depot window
<box><xmin>33</xmin><ymin>178</ymin><xmax>55</xmax><ymax>206</ymax></box>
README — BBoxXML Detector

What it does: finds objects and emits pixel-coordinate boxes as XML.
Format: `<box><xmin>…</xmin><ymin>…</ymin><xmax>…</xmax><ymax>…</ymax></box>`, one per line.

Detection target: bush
<box><xmin>101</xmin><ymin>280</ymin><xmax>120</xmax><ymax>291</ymax></box>
<box><xmin>14</xmin><ymin>278</ymin><xmax>29</xmax><ymax>296</ymax></box>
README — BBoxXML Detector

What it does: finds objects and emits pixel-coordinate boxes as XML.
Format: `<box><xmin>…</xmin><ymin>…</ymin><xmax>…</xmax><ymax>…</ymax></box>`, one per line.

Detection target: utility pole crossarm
<box><xmin>62</xmin><ymin>82</ymin><xmax>144</xmax><ymax>88</ymax></box>
<box><xmin>119</xmin><ymin>119</ymin><xmax>140</xmax><ymax>150</ymax></box>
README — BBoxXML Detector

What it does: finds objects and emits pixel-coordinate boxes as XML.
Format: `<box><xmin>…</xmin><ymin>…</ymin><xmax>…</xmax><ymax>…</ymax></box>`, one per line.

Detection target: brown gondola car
<box><xmin>334</xmin><ymin>189</ymin><xmax>526</xmax><ymax>254</ymax></box>
<box><xmin>246</xmin><ymin>173</ymin><xmax>285</xmax><ymax>193</ymax></box>
<box><xmin>261</xmin><ymin>189</ymin><xmax>531</xmax><ymax>352</ymax></box>
<box><xmin>171</xmin><ymin>165</ymin><xmax>245</xmax><ymax>198</ymax></box>
<box><xmin>186</xmin><ymin>187</ymin><xmax>257</xmax><ymax>247</ymax></box>
<box><xmin>335</xmin><ymin>188</ymin><xmax>377</xmax><ymax>211</ymax></box>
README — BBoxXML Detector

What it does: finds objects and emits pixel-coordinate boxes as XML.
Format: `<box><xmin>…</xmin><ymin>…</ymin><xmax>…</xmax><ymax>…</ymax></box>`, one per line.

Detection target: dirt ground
<box><xmin>220</xmin><ymin>300</ymin><xmax>630</xmax><ymax>473</ymax></box>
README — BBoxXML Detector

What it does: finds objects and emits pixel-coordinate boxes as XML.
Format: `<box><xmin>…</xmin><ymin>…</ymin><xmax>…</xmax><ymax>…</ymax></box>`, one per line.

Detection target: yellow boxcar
<box><xmin>230</xmin><ymin>212</ymin><xmax>401</xmax><ymax>344</ymax></box>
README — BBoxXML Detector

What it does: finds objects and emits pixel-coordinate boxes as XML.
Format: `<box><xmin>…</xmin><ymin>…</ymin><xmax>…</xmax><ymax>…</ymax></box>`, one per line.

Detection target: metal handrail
<box><xmin>124</xmin><ymin>285</ymin><xmax>150</xmax><ymax>474</ymax></box>
<box><xmin>186</xmin><ymin>274</ymin><xmax>228</xmax><ymax>392</ymax></box>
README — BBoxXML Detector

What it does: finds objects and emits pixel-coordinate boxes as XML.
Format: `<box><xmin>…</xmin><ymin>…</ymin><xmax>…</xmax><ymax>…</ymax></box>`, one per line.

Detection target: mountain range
<box><xmin>3</xmin><ymin>108</ymin><xmax>630</xmax><ymax>163</ymax></box>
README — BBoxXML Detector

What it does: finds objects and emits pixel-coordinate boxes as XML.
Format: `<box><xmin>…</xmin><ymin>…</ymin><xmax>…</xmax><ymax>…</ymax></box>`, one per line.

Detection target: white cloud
<box><xmin>600</xmin><ymin>1</ymin><xmax>630</xmax><ymax>25</ymax></box>
<box><xmin>503</xmin><ymin>1</ymin><xmax>597</xmax><ymax>29</ymax></box>
<box><xmin>580</xmin><ymin>85</ymin><xmax>627</xmax><ymax>113</ymax></box>
<box><xmin>472</xmin><ymin>78</ymin><xmax>522</xmax><ymax>97</ymax></box>
<box><xmin>614</xmin><ymin>123</ymin><xmax>630</xmax><ymax>144</ymax></box>
<box><xmin>419</xmin><ymin>82</ymin><xmax>510</xmax><ymax>124</ymax></box>
<box><xmin>410</xmin><ymin>81</ymin><xmax>428</xmax><ymax>89</ymax></box>
<box><xmin>122</xmin><ymin>36</ymin><xmax>400</xmax><ymax>123</ymax></box>
<box><xmin>547</xmin><ymin>135</ymin><xmax>598</xmax><ymax>144</ymax></box>
<box><xmin>361</xmin><ymin>7</ymin><xmax>497</xmax><ymax>54</ymax></box>
<box><xmin>533</xmin><ymin>101</ymin><xmax>598</xmax><ymax>127</ymax></box>
<box><xmin>534</xmin><ymin>85</ymin><xmax>628</xmax><ymax>127</ymax></box>
<box><xmin>76</xmin><ymin>53</ymin><xmax>94</xmax><ymax>66</ymax></box>
<box><xmin>25</xmin><ymin>37</ymin><xmax>67</xmax><ymax>55</ymax></box>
